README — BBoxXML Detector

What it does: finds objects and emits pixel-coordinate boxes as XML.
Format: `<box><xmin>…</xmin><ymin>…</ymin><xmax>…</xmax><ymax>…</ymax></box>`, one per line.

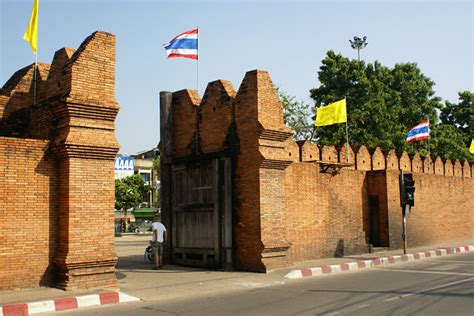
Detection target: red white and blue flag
<box><xmin>163</xmin><ymin>28</ymin><xmax>198</xmax><ymax>60</ymax></box>
<box><xmin>406</xmin><ymin>120</ymin><xmax>430</xmax><ymax>143</ymax></box>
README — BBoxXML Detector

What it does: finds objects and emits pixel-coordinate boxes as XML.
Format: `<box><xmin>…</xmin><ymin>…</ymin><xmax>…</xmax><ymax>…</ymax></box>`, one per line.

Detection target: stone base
<box><xmin>260</xmin><ymin>245</ymin><xmax>291</xmax><ymax>272</ymax></box>
<box><xmin>54</xmin><ymin>257</ymin><xmax>118</xmax><ymax>291</ymax></box>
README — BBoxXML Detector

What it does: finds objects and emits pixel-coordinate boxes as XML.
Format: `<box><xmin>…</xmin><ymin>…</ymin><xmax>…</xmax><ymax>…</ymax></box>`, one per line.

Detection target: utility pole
<box><xmin>349</xmin><ymin>36</ymin><xmax>368</xmax><ymax>62</ymax></box>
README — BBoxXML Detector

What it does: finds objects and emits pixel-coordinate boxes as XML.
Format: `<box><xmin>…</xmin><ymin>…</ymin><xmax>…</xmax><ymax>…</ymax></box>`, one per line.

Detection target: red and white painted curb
<box><xmin>285</xmin><ymin>245</ymin><xmax>474</xmax><ymax>279</ymax></box>
<box><xmin>0</xmin><ymin>291</ymin><xmax>139</xmax><ymax>316</ymax></box>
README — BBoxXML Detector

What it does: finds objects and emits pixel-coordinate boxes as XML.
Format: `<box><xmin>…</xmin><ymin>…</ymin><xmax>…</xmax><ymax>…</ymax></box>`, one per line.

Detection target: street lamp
<box><xmin>349</xmin><ymin>36</ymin><xmax>368</xmax><ymax>62</ymax></box>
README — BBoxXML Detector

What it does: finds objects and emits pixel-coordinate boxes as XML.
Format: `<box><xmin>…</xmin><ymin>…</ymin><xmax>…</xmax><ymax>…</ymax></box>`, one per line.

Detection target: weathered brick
<box><xmin>168</xmin><ymin>69</ymin><xmax>473</xmax><ymax>272</ymax></box>
<box><xmin>0</xmin><ymin>31</ymin><xmax>119</xmax><ymax>291</ymax></box>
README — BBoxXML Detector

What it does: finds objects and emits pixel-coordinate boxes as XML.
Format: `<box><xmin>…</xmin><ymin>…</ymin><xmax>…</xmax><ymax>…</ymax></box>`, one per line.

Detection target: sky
<box><xmin>1</xmin><ymin>0</ymin><xmax>472</xmax><ymax>155</ymax></box>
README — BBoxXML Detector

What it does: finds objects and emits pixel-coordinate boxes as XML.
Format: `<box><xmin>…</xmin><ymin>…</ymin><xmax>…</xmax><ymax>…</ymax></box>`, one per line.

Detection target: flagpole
<box><xmin>345</xmin><ymin>122</ymin><xmax>349</xmax><ymax>163</ymax></box>
<box><xmin>427</xmin><ymin>118</ymin><xmax>431</xmax><ymax>172</ymax></box>
<box><xmin>427</xmin><ymin>137</ymin><xmax>431</xmax><ymax>173</ymax></box>
<box><xmin>33</xmin><ymin>52</ymin><xmax>37</xmax><ymax>106</ymax></box>
<box><xmin>196</xmin><ymin>26</ymin><xmax>199</xmax><ymax>93</ymax></box>
<box><xmin>345</xmin><ymin>97</ymin><xmax>349</xmax><ymax>163</ymax></box>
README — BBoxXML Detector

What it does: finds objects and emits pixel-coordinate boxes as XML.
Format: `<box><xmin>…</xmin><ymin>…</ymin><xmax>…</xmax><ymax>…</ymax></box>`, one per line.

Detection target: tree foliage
<box><xmin>152</xmin><ymin>155</ymin><xmax>161</xmax><ymax>206</ymax></box>
<box><xmin>152</xmin><ymin>155</ymin><xmax>161</xmax><ymax>174</ymax></box>
<box><xmin>115</xmin><ymin>174</ymin><xmax>151</xmax><ymax>211</ymax></box>
<box><xmin>440</xmin><ymin>91</ymin><xmax>473</xmax><ymax>143</ymax></box>
<box><xmin>430</xmin><ymin>124</ymin><xmax>471</xmax><ymax>161</ymax></box>
<box><xmin>278</xmin><ymin>89</ymin><xmax>314</xmax><ymax>141</ymax></box>
<box><xmin>307</xmin><ymin>50</ymin><xmax>472</xmax><ymax>161</ymax></box>
<box><xmin>434</xmin><ymin>91</ymin><xmax>474</xmax><ymax>160</ymax></box>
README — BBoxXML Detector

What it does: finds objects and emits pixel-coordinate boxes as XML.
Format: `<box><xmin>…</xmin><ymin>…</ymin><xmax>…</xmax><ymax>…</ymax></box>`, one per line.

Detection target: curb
<box><xmin>285</xmin><ymin>245</ymin><xmax>474</xmax><ymax>279</ymax></box>
<box><xmin>0</xmin><ymin>291</ymin><xmax>140</xmax><ymax>316</ymax></box>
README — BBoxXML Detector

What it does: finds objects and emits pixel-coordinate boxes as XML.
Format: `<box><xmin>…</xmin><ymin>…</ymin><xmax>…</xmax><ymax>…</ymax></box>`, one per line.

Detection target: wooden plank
<box><xmin>170</xmin><ymin>158</ymin><xmax>224</xmax><ymax>268</ymax></box>
<box><xmin>171</xmin><ymin>164</ymin><xmax>177</xmax><ymax>259</ymax></box>
<box><xmin>160</xmin><ymin>92</ymin><xmax>173</xmax><ymax>263</ymax></box>
<box><xmin>213</xmin><ymin>159</ymin><xmax>221</xmax><ymax>268</ymax></box>
<box><xmin>222</xmin><ymin>157</ymin><xmax>233</xmax><ymax>270</ymax></box>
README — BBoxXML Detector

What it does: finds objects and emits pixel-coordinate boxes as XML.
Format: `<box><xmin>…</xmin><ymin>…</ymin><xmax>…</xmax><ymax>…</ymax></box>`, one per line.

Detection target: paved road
<box><xmin>57</xmin><ymin>252</ymin><xmax>474</xmax><ymax>315</ymax></box>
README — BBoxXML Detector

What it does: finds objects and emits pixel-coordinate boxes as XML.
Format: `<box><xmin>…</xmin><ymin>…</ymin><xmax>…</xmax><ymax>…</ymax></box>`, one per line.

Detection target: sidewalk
<box><xmin>1</xmin><ymin>236</ymin><xmax>472</xmax><ymax>315</ymax></box>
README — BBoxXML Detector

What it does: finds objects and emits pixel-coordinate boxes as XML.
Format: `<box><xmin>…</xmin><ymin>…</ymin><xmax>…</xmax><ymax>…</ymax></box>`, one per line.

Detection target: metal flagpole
<box><xmin>427</xmin><ymin>119</ymin><xmax>431</xmax><ymax>172</ymax></box>
<box><xmin>196</xmin><ymin>26</ymin><xmax>199</xmax><ymax>93</ymax></box>
<box><xmin>345</xmin><ymin>97</ymin><xmax>349</xmax><ymax>163</ymax></box>
<box><xmin>428</xmin><ymin>131</ymin><xmax>431</xmax><ymax>173</ymax></box>
<box><xmin>345</xmin><ymin>122</ymin><xmax>349</xmax><ymax>163</ymax></box>
<box><xmin>33</xmin><ymin>48</ymin><xmax>38</xmax><ymax>106</ymax></box>
<box><xmin>195</xmin><ymin>26</ymin><xmax>199</xmax><ymax>155</ymax></box>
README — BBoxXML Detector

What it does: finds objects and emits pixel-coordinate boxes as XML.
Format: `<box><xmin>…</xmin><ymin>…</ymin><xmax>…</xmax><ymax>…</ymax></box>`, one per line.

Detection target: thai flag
<box><xmin>163</xmin><ymin>28</ymin><xmax>198</xmax><ymax>60</ymax></box>
<box><xmin>406</xmin><ymin>120</ymin><xmax>430</xmax><ymax>143</ymax></box>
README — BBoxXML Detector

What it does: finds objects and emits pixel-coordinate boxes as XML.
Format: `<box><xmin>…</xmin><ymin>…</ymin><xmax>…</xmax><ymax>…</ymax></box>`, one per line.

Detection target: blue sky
<box><xmin>1</xmin><ymin>0</ymin><xmax>472</xmax><ymax>154</ymax></box>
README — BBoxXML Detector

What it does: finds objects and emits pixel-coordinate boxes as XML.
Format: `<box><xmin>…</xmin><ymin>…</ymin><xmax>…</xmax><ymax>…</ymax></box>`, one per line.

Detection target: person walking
<box><xmin>151</xmin><ymin>213</ymin><xmax>167</xmax><ymax>270</ymax></box>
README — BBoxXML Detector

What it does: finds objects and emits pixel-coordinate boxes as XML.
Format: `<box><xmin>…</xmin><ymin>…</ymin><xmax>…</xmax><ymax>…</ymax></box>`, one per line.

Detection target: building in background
<box><xmin>114</xmin><ymin>148</ymin><xmax>160</xmax><ymax>231</ymax></box>
<box><xmin>114</xmin><ymin>155</ymin><xmax>134</xmax><ymax>179</ymax></box>
<box><xmin>130</xmin><ymin>147</ymin><xmax>160</xmax><ymax>208</ymax></box>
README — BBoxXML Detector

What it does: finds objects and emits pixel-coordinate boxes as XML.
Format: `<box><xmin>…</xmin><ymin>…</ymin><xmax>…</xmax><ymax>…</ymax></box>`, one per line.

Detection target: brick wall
<box><xmin>233</xmin><ymin>71</ymin><xmax>266</xmax><ymax>271</ymax></box>
<box><xmin>286</xmin><ymin>164</ymin><xmax>368</xmax><ymax>262</ymax></box>
<box><xmin>172</xmin><ymin>90</ymin><xmax>200</xmax><ymax>157</ymax></box>
<box><xmin>386</xmin><ymin>171</ymin><xmax>473</xmax><ymax>249</ymax></box>
<box><xmin>0</xmin><ymin>138</ymin><xmax>57</xmax><ymax>290</ymax></box>
<box><xmin>0</xmin><ymin>31</ymin><xmax>119</xmax><ymax>290</ymax></box>
<box><xmin>199</xmin><ymin>80</ymin><xmax>235</xmax><ymax>154</ymax></box>
<box><xmin>166</xmin><ymin>69</ymin><xmax>473</xmax><ymax>272</ymax></box>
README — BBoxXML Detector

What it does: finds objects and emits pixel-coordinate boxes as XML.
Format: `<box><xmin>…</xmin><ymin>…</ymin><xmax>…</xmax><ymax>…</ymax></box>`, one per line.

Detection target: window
<box><xmin>140</xmin><ymin>173</ymin><xmax>150</xmax><ymax>183</ymax></box>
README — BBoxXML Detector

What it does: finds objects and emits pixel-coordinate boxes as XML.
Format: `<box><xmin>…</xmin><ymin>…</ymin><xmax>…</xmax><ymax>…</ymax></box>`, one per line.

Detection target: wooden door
<box><xmin>171</xmin><ymin>158</ymin><xmax>231</xmax><ymax>269</ymax></box>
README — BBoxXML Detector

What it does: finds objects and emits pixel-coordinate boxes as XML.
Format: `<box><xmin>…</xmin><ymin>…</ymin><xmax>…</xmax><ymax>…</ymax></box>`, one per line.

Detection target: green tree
<box><xmin>440</xmin><ymin>91</ymin><xmax>473</xmax><ymax>145</ymax></box>
<box><xmin>115</xmin><ymin>174</ymin><xmax>151</xmax><ymax>212</ymax></box>
<box><xmin>430</xmin><ymin>124</ymin><xmax>472</xmax><ymax>161</ymax></box>
<box><xmin>152</xmin><ymin>155</ymin><xmax>161</xmax><ymax>206</ymax></box>
<box><xmin>152</xmin><ymin>155</ymin><xmax>161</xmax><ymax>176</ymax></box>
<box><xmin>310</xmin><ymin>51</ymin><xmax>442</xmax><ymax>154</ymax></box>
<box><xmin>278</xmin><ymin>89</ymin><xmax>314</xmax><ymax>141</ymax></box>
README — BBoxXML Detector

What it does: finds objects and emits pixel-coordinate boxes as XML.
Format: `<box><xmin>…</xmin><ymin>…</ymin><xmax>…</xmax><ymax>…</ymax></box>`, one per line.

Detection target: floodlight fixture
<box><xmin>349</xmin><ymin>35</ymin><xmax>368</xmax><ymax>61</ymax></box>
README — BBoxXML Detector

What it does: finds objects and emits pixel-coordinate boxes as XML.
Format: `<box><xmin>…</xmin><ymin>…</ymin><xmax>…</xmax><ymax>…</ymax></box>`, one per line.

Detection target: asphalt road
<box><xmin>57</xmin><ymin>252</ymin><xmax>474</xmax><ymax>316</ymax></box>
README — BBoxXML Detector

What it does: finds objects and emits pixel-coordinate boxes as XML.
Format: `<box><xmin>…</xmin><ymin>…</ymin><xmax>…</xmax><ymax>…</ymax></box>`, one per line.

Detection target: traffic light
<box><xmin>404</xmin><ymin>173</ymin><xmax>415</xmax><ymax>207</ymax></box>
<box><xmin>399</xmin><ymin>172</ymin><xmax>415</xmax><ymax>208</ymax></box>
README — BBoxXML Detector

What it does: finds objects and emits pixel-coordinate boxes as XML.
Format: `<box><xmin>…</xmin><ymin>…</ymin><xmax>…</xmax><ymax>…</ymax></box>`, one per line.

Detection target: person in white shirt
<box><xmin>151</xmin><ymin>213</ymin><xmax>167</xmax><ymax>270</ymax></box>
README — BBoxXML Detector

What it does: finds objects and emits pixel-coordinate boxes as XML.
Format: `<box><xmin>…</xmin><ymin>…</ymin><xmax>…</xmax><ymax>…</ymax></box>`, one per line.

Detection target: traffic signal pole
<box><xmin>399</xmin><ymin>170</ymin><xmax>415</xmax><ymax>254</ymax></box>
<box><xmin>402</xmin><ymin>205</ymin><xmax>408</xmax><ymax>254</ymax></box>
<box><xmin>399</xmin><ymin>170</ymin><xmax>408</xmax><ymax>254</ymax></box>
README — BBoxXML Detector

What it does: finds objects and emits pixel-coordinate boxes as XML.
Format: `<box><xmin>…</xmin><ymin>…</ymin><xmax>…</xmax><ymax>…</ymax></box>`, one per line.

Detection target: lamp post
<box><xmin>349</xmin><ymin>36</ymin><xmax>368</xmax><ymax>62</ymax></box>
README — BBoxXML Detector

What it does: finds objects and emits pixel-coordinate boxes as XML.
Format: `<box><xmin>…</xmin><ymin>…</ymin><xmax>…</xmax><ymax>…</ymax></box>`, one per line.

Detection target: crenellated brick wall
<box><xmin>0</xmin><ymin>31</ymin><xmax>119</xmax><ymax>290</ymax></box>
<box><xmin>167</xmin><ymin>69</ymin><xmax>473</xmax><ymax>272</ymax></box>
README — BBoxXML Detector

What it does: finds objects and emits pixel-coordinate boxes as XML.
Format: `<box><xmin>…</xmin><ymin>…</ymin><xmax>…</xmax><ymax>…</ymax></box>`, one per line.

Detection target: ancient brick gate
<box><xmin>0</xmin><ymin>31</ymin><xmax>119</xmax><ymax>291</ymax></box>
<box><xmin>171</xmin><ymin>158</ymin><xmax>232</xmax><ymax>269</ymax></box>
<box><xmin>159</xmin><ymin>70</ymin><xmax>472</xmax><ymax>273</ymax></box>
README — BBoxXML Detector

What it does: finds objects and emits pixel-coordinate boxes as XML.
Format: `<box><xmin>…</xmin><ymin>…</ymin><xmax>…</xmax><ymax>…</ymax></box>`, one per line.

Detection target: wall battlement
<box><xmin>299</xmin><ymin>142</ymin><xmax>471</xmax><ymax>178</ymax></box>
<box><xmin>169</xmin><ymin>70</ymin><xmax>472</xmax><ymax>178</ymax></box>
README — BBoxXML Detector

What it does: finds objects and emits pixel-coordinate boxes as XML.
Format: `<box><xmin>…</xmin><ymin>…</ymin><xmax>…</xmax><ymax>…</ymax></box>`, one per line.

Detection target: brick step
<box><xmin>370</xmin><ymin>247</ymin><xmax>390</xmax><ymax>253</ymax></box>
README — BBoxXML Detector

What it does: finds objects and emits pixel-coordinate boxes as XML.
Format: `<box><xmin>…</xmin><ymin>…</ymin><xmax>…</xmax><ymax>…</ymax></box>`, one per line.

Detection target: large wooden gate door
<box><xmin>171</xmin><ymin>158</ymin><xmax>232</xmax><ymax>269</ymax></box>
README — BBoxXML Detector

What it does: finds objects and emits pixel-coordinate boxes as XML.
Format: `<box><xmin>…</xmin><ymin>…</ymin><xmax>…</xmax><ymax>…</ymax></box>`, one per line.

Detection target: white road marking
<box><xmin>429</xmin><ymin>264</ymin><xmax>469</xmax><ymax>271</ymax></box>
<box><xmin>383</xmin><ymin>277</ymin><xmax>474</xmax><ymax>302</ymax></box>
<box><xmin>234</xmin><ymin>280</ymin><xmax>285</xmax><ymax>288</ymax></box>
<box><xmin>377</xmin><ymin>268</ymin><xmax>474</xmax><ymax>276</ymax></box>
<box><xmin>399</xmin><ymin>277</ymin><xmax>474</xmax><ymax>298</ymax></box>
<box><xmin>323</xmin><ymin>304</ymin><xmax>371</xmax><ymax>315</ymax></box>
<box><xmin>431</xmin><ymin>260</ymin><xmax>474</xmax><ymax>264</ymax></box>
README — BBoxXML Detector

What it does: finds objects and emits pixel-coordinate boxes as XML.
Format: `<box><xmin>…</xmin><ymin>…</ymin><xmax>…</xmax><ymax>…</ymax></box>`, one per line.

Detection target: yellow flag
<box><xmin>23</xmin><ymin>0</ymin><xmax>39</xmax><ymax>54</ymax></box>
<box><xmin>470</xmin><ymin>139</ymin><xmax>474</xmax><ymax>154</ymax></box>
<box><xmin>315</xmin><ymin>98</ymin><xmax>347</xmax><ymax>126</ymax></box>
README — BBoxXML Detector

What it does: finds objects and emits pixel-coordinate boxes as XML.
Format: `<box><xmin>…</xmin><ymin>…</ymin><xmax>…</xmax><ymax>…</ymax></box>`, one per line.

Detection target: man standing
<box><xmin>151</xmin><ymin>213</ymin><xmax>167</xmax><ymax>270</ymax></box>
